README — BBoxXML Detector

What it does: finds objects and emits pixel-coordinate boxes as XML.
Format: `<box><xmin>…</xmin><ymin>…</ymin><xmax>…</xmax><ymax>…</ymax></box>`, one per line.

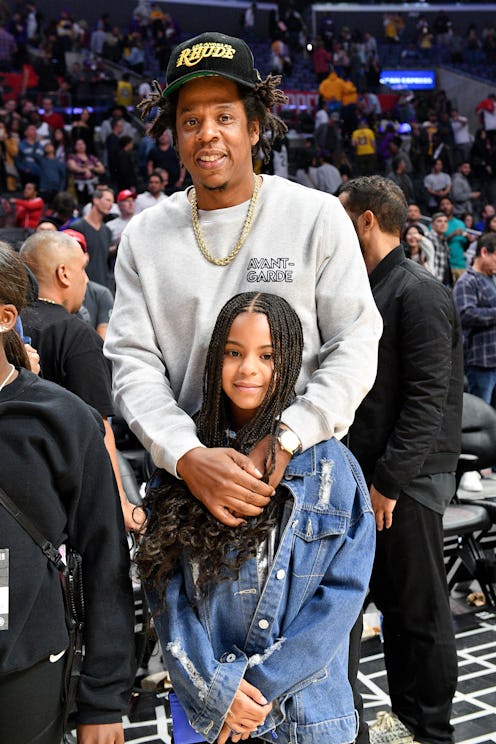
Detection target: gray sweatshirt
<box><xmin>105</xmin><ymin>175</ymin><xmax>382</xmax><ymax>474</ymax></box>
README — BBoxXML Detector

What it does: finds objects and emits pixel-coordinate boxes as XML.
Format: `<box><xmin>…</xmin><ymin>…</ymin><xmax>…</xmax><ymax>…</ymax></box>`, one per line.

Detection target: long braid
<box><xmin>136</xmin><ymin>292</ymin><xmax>304</xmax><ymax>597</ymax></box>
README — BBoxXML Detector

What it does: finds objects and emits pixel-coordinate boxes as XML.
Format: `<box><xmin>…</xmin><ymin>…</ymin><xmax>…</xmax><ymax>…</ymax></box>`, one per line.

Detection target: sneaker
<box><xmin>459</xmin><ymin>471</ymin><xmax>483</xmax><ymax>492</ymax></box>
<box><xmin>369</xmin><ymin>711</ymin><xmax>414</xmax><ymax>744</ymax></box>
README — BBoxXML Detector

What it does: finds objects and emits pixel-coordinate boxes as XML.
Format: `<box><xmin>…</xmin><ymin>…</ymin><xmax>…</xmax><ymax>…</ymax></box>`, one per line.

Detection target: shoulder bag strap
<box><xmin>0</xmin><ymin>486</ymin><xmax>67</xmax><ymax>574</ymax></box>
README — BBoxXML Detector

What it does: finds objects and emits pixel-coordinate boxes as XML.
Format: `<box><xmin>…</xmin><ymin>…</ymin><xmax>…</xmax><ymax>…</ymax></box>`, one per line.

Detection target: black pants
<box><xmin>0</xmin><ymin>653</ymin><xmax>65</xmax><ymax>744</ymax></box>
<box><xmin>370</xmin><ymin>495</ymin><xmax>457</xmax><ymax>744</ymax></box>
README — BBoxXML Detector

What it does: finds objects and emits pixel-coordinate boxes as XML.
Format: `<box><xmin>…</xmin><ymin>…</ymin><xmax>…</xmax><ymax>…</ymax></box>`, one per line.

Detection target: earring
<box><xmin>0</xmin><ymin>325</ymin><xmax>9</xmax><ymax>333</ymax></box>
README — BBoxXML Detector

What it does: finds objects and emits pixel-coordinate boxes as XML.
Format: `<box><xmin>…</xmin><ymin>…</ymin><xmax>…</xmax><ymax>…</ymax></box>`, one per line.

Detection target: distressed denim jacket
<box><xmin>152</xmin><ymin>438</ymin><xmax>375</xmax><ymax>744</ymax></box>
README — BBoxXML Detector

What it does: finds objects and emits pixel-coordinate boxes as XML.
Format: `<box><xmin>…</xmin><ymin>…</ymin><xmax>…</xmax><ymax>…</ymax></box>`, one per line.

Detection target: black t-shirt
<box><xmin>21</xmin><ymin>300</ymin><xmax>114</xmax><ymax>417</ymax></box>
<box><xmin>71</xmin><ymin>218</ymin><xmax>113</xmax><ymax>291</ymax></box>
<box><xmin>148</xmin><ymin>145</ymin><xmax>181</xmax><ymax>185</ymax></box>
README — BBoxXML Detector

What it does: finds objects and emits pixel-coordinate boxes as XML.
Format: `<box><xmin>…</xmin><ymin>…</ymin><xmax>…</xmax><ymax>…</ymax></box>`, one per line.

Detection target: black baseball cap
<box><xmin>164</xmin><ymin>32</ymin><xmax>261</xmax><ymax>97</ymax></box>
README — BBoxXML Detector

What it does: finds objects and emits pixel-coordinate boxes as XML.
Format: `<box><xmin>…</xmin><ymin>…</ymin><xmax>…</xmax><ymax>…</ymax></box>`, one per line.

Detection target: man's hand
<box><xmin>249</xmin><ymin>434</ymin><xmax>292</xmax><ymax>490</ymax></box>
<box><xmin>218</xmin><ymin>679</ymin><xmax>272</xmax><ymax>744</ymax></box>
<box><xmin>76</xmin><ymin>722</ymin><xmax>124</xmax><ymax>743</ymax></box>
<box><xmin>177</xmin><ymin>448</ymin><xmax>274</xmax><ymax>527</ymax></box>
<box><xmin>370</xmin><ymin>485</ymin><xmax>397</xmax><ymax>531</ymax></box>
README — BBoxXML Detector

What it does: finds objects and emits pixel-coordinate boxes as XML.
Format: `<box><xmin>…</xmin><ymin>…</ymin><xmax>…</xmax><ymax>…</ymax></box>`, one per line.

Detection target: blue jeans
<box><xmin>466</xmin><ymin>365</ymin><xmax>496</xmax><ymax>407</ymax></box>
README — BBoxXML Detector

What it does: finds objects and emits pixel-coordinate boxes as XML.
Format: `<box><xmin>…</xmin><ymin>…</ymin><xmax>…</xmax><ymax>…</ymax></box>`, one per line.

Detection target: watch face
<box><xmin>279</xmin><ymin>429</ymin><xmax>300</xmax><ymax>454</ymax></box>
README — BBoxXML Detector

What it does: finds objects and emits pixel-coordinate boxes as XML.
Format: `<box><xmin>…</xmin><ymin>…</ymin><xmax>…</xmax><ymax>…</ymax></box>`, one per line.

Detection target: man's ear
<box><xmin>249</xmin><ymin>119</ymin><xmax>260</xmax><ymax>147</ymax></box>
<box><xmin>56</xmin><ymin>263</ymin><xmax>70</xmax><ymax>288</ymax></box>
<box><xmin>361</xmin><ymin>209</ymin><xmax>375</xmax><ymax>230</ymax></box>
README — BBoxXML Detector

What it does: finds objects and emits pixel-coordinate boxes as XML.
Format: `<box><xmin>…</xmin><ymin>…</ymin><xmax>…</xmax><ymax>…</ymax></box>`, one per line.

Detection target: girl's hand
<box><xmin>76</xmin><ymin>722</ymin><xmax>124</xmax><ymax>743</ymax></box>
<box><xmin>218</xmin><ymin>679</ymin><xmax>272</xmax><ymax>744</ymax></box>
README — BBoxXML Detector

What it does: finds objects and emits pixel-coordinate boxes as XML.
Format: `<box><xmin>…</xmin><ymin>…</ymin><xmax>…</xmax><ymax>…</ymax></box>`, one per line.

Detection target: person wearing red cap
<box><xmin>109</xmin><ymin>189</ymin><xmax>137</xmax><ymax>243</ymax></box>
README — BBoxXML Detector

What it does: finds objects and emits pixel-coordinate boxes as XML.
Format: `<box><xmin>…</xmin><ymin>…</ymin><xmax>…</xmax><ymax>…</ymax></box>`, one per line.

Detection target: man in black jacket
<box><xmin>339</xmin><ymin>176</ymin><xmax>463</xmax><ymax>744</ymax></box>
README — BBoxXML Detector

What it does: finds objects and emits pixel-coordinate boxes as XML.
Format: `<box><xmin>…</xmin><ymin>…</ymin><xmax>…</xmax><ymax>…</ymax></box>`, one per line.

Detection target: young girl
<box><xmin>0</xmin><ymin>243</ymin><xmax>135</xmax><ymax>743</ymax></box>
<box><xmin>137</xmin><ymin>292</ymin><xmax>375</xmax><ymax>744</ymax></box>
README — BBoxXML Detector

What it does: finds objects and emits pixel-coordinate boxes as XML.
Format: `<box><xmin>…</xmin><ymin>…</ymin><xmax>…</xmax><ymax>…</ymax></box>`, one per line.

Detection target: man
<box><xmin>424</xmin><ymin>157</ymin><xmax>451</xmax><ymax>212</ymax></box>
<box><xmin>72</xmin><ymin>186</ymin><xmax>116</xmax><ymax>291</ymax></box>
<box><xmin>17</xmin><ymin>123</ymin><xmax>44</xmax><ymax>185</ymax></box>
<box><xmin>109</xmin><ymin>189</ymin><xmax>137</xmax><ymax>242</ymax></box>
<box><xmin>453</xmin><ymin>233</ymin><xmax>496</xmax><ymax>407</ymax></box>
<box><xmin>0</xmin><ymin>20</ymin><xmax>16</xmax><ymax>71</ymax></box>
<box><xmin>429</xmin><ymin>211</ymin><xmax>452</xmax><ymax>285</ymax></box>
<box><xmin>105</xmin><ymin>31</ymin><xmax>382</xmax><ymax>531</ymax></box>
<box><xmin>405</xmin><ymin>202</ymin><xmax>429</xmax><ymax>235</ymax></box>
<box><xmin>475</xmin><ymin>202</ymin><xmax>495</xmax><ymax>231</ymax></box>
<box><xmin>40</xmin><ymin>96</ymin><xmax>65</xmax><ymax>131</ymax></box>
<box><xmin>316</xmin><ymin>150</ymin><xmax>342</xmax><ymax>194</ymax></box>
<box><xmin>105</xmin><ymin>117</ymin><xmax>125</xmax><ymax>186</ymax></box>
<box><xmin>351</xmin><ymin>118</ymin><xmax>377</xmax><ymax>175</ymax></box>
<box><xmin>388</xmin><ymin>155</ymin><xmax>414</xmax><ymax>202</ymax></box>
<box><xmin>134</xmin><ymin>170</ymin><xmax>167</xmax><ymax>213</ymax></box>
<box><xmin>146</xmin><ymin>128</ymin><xmax>185</xmax><ymax>191</ymax></box>
<box><xmin>450</xmin><ymin>109</ymin><xmax>472</xmax><ymax>165</ymax></box>
<box><xmin>475</xmin><ymin>92</ymin><xmax>496</xmax><ymax>133</ymax></box>
<box><xmin>338</xmin><ymin>175</ymin><xmax>463</xmax><ymax>744</ymax></box>
<box><xmin>64</xmin><ymin>228</ymin><xmax>115</xmax><ymax>340</ymax></box>
<box><xmin>453</xmin><ymin>232</ymin><xmax>496</xmax><ymax>491</ymax></box>
<box><xmin>19</xmin><ymin>231</ymin><xmax>140</xmax><ymax>531</ymax></box>
<box><xmin>451</xmin><ymin>161</ymin><xmax>481</xmax><ymax>216</ymax></box>
<box><xmin>439</xmin><ymin>196</ymin><xmax>467</xmax><ymax>281</ymax></box>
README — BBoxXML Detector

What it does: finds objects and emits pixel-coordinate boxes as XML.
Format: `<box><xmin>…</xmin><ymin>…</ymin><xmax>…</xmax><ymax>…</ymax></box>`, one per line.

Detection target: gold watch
<box><xmin>276</xmin><ymin>427</ymin><xmax>302</xmax><ymax>456</ymax></box>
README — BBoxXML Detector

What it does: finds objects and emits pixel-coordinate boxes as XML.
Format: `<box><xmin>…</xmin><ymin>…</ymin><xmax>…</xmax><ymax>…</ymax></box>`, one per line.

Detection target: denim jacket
<box><xmin>151</xmin><ymin>438</ymin><xmax>375</xmax><ymax>744</ymax></box>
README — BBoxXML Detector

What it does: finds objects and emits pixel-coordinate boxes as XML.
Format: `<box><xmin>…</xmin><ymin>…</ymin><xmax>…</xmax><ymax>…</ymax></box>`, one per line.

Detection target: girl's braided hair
<box><xmin>137</xmin><ymin>75</ymin><xmax>288</xmax><ymax>163</ymax></box>
<box><xmin>135</xmin><ymin>292</ymin><xmax>303</xmax><ymax>597</ymax></box>
<box><xmin>0</xmin><ymin>242</ymin><xmax>31</xmax><ymax>370</ymax></box>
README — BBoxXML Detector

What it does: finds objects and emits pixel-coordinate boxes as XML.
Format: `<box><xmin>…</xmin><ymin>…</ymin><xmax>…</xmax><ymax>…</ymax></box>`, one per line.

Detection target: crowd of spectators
<box><xmin>1</xmin><ymin>2</ymin><xmax>496</xmax><ymax>303</ymax></box>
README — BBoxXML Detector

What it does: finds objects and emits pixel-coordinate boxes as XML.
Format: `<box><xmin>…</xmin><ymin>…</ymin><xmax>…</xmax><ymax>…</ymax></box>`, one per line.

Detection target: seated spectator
<box><xmin>134</xmin><ymin>171</ymin><xmax>167</xmax><ymax>213</ymax></box>
<box><xmin>351</xmin><ymin>118</ymin><xmax>377</xmax><ymax>175</ymax></box>
<box><xmin>40</xmin><ymin>96</ymin><xmax>65</xmax><ymax>132</ymax></box>
<box><xmin>64</xmin><ymin>228</ymin><xmax>115</xmax><ymax>340</ymax></box>
<box><xmin>429</xmin><ymin>211</ymin><xmax>452</xmax><ymax>285</ymax></box>
<box><xmin>108</xmin><ymin>189</ymin><xmax>136</xmax><ymax>243</ymax></box>
<box><xmin>312</xmin><ymin>37</ymin><xmax>332</xmax><ymax>83</ymax></box>
<box><xmin>122</xmin><ymin>33</ymin><xmax>145</xmax><ymax>74</ymax></box>
<box><xmin>388</xmin><ymin>155</ymin><xmax>415</xmax><ymax>202</ymax></box>
<box><xmin>115</xmin><ymin>72</ymin><xmax>134</xmax><ymax>108</ymax></box>
<box><xmin>439</xmin><ymin>196</ymin><xmax>469</xmax><ymax>280</ymax></box>
<box><xmin>16</xmin><ymin>123</ymin><xmax>44</xmax><ymax>185</ymax></box>
<box><xmin>475</xmin><ymin>203</ymin><xmax>495</xmax><ymax>231</ymax></box>
<box><xmin>51</xmin><ymin>126</ymin><xmax>70</xmax><ymax>163</ymax></box>
<box><xmin>10</xmin><ymin>181</ymin><xmax>45</xmax><ymax>228</ymax></box>
<box><xmin>0</xmin><ymin>120</ymin><xmax>19</xmax><ymax>192</ymax></box>
<box><xmin>402</xmin><ymin>223</ymin><xmax>435</xmax><ymax>274</ymax></box>
<box><xmin>38</xmin><ymin>141</ymin><xmax>66</xmax><ymax>207</ymax></box>
<box><xmin>451</xmin><ymin>161</ymin><xmax>481</xmax><ymax>216</ymax></box>
<box><xmin>316</xmin><ymin>150</ymin><xmax>342</xmax><ymax>194</ymax></box>
<box><xmin>70</xmin><ymin>108</ymin><xmax>96</xmax><ymax>154</ymax></box>
<box><xmin>146</xmin><ymin>129</ymin><xmax>185</xmax><ymax>191</ymax></box>
<box><xmin>405</xmin><ymin>202</ymin><xmax>429</xmax><ymax>235</ymax></box>
<box><xmin>67</xmin><ymin>138</ymin><xmax>106</xmax><ymax>207</ymax></box>
<box><xmin>424</xmin><ymin>158</ymin><xmax>452</xmax><ymax>213</ymax></box>
<box><xmin>295</xmin><ymin>151</ymin><xmax>318</xmax><ymax>189</ymax></box>
<box><xmin>116</xmin><ymin>136</ymin><xmax>139</xmax><ymax>192</ymax></box>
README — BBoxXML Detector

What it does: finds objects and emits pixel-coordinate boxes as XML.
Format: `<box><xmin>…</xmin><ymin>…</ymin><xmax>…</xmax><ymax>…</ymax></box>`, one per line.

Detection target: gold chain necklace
<box><xmin>190</xmin><ymin>174</ymin><xmax>261</xmax><ymax>266</ymax></box>
<box><xmin>38</xmin><ymin>297</ymin><xmax>59</xmax><ymax>305</ymax></box>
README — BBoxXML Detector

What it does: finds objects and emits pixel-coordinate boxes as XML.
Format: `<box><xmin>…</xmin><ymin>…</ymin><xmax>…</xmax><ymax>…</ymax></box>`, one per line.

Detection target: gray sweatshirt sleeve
<box><xmin>104</xmin><ymin>229</ymin><xmax>204</xmax><ymax>475</ymax></box>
